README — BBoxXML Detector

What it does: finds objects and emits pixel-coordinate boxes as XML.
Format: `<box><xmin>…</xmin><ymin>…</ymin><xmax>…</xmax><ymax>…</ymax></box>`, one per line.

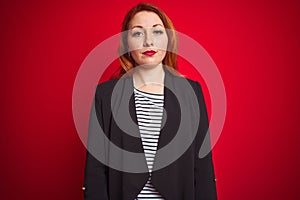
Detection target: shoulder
<box><xmin>172</xmin><ymin>75</ymin><xmax>203</xmax><ymax>91</ymax></box>
<box><xmin>164</xmin><ymin>65</ymin><xmax>202</xmax><ymax>89</ymax></box>
<box><xmin>170</xmin><ymin>75</ymin><xmax>206</xmax><ymax>105</ymax></box>
<box><xmin>95</xmin><ymin>78</ymin><xmax>119</xmax><ymax>95</ymax></box>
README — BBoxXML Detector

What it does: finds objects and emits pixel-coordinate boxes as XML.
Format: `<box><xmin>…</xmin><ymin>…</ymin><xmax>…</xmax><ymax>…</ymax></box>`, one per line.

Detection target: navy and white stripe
<box><xmin>134</xmin><ymin>87</ymin><xmax>165</xmax><ymax>200</ymax></box>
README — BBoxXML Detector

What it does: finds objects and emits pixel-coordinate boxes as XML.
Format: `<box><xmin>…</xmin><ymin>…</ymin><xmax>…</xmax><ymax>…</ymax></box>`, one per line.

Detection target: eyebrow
<box><xmin>130</xmin><ymin>24</ymin><xmax>164</xmax><ymax>29</ymax></box>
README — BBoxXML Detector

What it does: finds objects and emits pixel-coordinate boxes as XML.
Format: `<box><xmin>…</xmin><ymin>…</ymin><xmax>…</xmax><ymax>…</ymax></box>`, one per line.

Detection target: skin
<box><xmin>127</xmin><ymin>11</ymin><xmax>168</xmax><ymax>94</ymax></box>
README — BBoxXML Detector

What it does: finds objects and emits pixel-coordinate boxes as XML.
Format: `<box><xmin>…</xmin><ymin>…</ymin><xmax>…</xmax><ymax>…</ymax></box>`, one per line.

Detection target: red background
<box><xmin>1</xmin><ymin>0</ymin><xmax>300</xmax><ymax>199</ymax></box>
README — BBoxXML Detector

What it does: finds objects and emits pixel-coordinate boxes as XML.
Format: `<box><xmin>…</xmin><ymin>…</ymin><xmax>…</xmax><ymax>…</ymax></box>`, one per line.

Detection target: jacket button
<box><xmin>214</xmin><ymin>178</ymin><xmax>217</xmax><ymax>182</ymax></box>
<box><xmin>82</xmin><ymin>186</ymin><xmax>86</xmax><ymax>191</ymax></box>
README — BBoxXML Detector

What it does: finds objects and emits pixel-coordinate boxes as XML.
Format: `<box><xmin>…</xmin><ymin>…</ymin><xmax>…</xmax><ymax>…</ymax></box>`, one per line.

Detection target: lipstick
<box><xmin>142</xmin><ymin>50</ymin><xmax>157</xmax><ymax>56</ymax></box>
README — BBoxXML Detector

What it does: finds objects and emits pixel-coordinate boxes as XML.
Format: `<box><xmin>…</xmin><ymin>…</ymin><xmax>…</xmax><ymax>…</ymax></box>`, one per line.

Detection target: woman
<box><xmin>83</xmin><ymin>3</ymin><xmax>217</xmax><ymax>200</ymax></box>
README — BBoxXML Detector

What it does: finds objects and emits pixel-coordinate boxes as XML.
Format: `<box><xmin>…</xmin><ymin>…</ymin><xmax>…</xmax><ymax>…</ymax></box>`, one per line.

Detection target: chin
<box><xmin>136</xmin><ymin>58</ymin><xmax>163</xmax><ymax>66</ymax></box>
<box><xmin>136</xmin><ymin>62</ymin><xmax>162</xmax><ymax>67</ymax></box>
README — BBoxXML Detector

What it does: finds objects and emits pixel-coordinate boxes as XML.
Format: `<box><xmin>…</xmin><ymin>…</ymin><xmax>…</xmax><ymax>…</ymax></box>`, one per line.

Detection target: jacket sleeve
<box><xmin>83</xmin><ymin>85</ymin><xmax>109</xmax><ymax>200</ymax></box>
<box><xmin>193</xmin><ymin>81</ymin><xmax>218</xmax><ymax>200</ymax></box>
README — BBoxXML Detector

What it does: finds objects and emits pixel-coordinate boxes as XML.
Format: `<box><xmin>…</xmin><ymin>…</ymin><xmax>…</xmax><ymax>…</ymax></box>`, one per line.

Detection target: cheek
<box><xmin>157</xmin><ymin>51</ymin><xmax>167</xmax><ymax>62</ymax></box>
<box><xmin>130</xmin><ymin>50</ymin><xmax>140</xmax><ymax>62</ymax></box>
<box><xmin>154</xmin><ymin>35</ymin><xmax>168</xmax><ymax>50</ymax></box>
<box><xmin>127</xmin><ymin>38</ymin><xmax>143</xmax><ymax>52</ymax></box>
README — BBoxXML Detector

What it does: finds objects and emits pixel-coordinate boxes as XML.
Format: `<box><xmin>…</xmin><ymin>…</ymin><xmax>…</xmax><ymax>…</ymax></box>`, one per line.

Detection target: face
<box><xmin>127</xmin><ymin>11</ymin><xmax>168</xmax><ymax>67</ymax></box>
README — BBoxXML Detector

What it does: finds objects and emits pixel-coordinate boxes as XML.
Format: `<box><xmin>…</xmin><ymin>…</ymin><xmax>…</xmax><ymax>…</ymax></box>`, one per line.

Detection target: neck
<box><xmin>133</xmin><ymin>63</ymin><xmax>165</xmax><ymax>89</ymax></box>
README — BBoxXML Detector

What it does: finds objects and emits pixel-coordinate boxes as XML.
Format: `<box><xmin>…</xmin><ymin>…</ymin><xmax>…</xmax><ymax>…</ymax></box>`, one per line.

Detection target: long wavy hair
<box><xmin>115</xmin><ymin>3</ymin><xmax>179</xmax><ymax>78</ymax></box>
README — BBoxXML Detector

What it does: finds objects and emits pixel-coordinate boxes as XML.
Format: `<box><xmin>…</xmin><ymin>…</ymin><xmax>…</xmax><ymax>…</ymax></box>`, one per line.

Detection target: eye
<box><xmin>132</xmin><ymin>31</ymin><xmax>144</xmax><ymax>37</ymax></box>
<box><xmin>153</xmin><ymin>30</ymin><xmax>164</xmax><ymax>35</ymax></box>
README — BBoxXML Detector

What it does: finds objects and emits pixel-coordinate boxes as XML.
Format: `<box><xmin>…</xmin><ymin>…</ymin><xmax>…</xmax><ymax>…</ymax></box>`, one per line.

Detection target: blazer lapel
<box><xmin>118</xmin><ymin>66</ymin><xmax>182</xmax><ymax>169</ymax></box>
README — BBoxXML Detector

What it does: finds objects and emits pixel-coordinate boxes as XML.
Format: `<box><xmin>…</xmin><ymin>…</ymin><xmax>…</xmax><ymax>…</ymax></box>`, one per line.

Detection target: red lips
<box><xmin>142</xmin><ymin>50</ymin><xmax>157</xmax><ymax>56</ymax></box>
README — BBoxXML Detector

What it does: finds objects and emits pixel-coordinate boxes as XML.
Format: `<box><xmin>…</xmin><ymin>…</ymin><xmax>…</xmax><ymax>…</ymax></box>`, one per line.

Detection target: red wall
<box><xmin>1</xmin><ymin>0</ymin><xmax>300</xmax><ymax>199</ymax></box>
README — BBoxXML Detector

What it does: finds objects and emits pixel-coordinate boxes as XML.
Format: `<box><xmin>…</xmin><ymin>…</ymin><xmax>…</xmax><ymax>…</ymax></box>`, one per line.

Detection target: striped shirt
<box><xmin>133</xmin><ymin>87</ymin><xmax>165</xmax><ymax>200</ymax></box>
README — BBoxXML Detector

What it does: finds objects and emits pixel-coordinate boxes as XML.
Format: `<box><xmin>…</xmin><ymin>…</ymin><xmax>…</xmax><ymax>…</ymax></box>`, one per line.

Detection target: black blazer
<box><xmin>83</xmin><ymin>66</ymin><xmax>217</xmax><ymax>200</ymax></box>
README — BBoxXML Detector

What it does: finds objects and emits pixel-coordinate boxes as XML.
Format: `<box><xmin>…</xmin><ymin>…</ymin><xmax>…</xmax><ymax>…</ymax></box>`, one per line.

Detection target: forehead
<box><xmin>129</xmin><ymin>11</ymin><xmax>164</xmax><ymax>28</ymax></box>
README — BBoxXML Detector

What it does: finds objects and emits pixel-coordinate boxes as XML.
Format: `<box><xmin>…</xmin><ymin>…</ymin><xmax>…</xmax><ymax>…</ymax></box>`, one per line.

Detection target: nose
<box><xmin>143</xmin><ymin>30</ymin><xmax>153</xmax><ymax>47</ymax></box>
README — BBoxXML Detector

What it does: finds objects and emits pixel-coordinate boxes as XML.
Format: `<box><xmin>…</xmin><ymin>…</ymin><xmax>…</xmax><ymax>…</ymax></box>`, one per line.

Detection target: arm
<box><xmin>193</xmin><ymin>82</ymin><xmax>217</xmax><ymax>200</ymax></box>
<box><xmin>83</xmin><ymin>86</ymin><xmax>109</xmax><ymax>200</ymax></box>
